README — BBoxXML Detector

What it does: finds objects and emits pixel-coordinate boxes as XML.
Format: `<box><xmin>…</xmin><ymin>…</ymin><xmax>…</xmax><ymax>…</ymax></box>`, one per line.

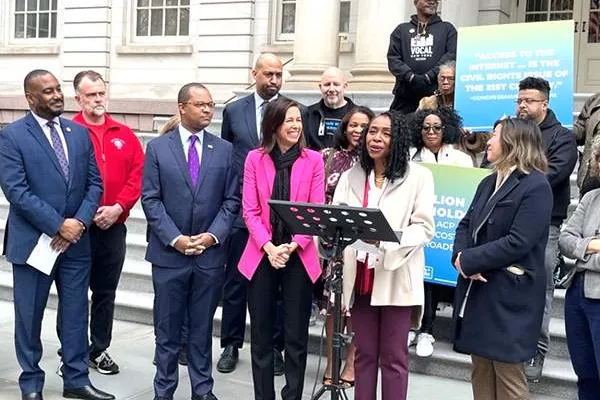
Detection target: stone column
<box><xmin>349</xmin><ymin>0</ymin><xmax>407</xmax><ymax>90</ymax></box>
<box><xmin>441</xmin><ymin>0</ymin><xmax>479</xmax><ymax>27</ymax></box>
<box><xmin>286</xmin><ymin>0</ymin><xmax>341</xmax><ymax>88</ymax></box>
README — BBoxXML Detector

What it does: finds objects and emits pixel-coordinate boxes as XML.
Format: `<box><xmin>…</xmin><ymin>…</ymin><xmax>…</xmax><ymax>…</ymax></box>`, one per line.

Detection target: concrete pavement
<box><xmin>0</xmin><ymin>301</ymin><xmax>562</xmax><ymax>399</ymax></box>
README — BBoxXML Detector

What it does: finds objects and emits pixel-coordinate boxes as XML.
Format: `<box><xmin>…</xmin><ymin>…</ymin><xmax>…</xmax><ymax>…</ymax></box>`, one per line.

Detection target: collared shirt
<box><xmin>254</xmin><ymin>92</ymin><xmax>279</xmax><ymax>139</ymax></box>
<box><xmin>170</xmin><ymin>124</ymin><xmax>218</xmax><ymax>248</ymax></box>
<box><xmin>31</xmin><ymin>111</ymin><xmax>69</xmax><ymax>162</ymax></box>
<box><xmin>493</xmin><ymin>166</ymin><xmax>517</xmax><ymax>195</ymax></box>
<box><xmin>178</xmin><ymin>124</ymin><xmax>204</xmax><ymax>163</ymax></box>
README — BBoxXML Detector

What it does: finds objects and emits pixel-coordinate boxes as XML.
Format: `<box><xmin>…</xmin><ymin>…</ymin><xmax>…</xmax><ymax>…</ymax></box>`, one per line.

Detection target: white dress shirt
<box><xmin>31</xmin><ymin>111</ymin><xmax>69</xmax><ymax>162</ymax></box>
<box><xmin>254</xmin><ymin>92</ymin><xmax>279</xmax><ymax>139</ymax></box>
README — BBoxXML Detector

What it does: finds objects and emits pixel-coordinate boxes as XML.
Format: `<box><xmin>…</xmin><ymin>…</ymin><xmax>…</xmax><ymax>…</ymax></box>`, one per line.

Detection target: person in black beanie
<box><xmin>387</xmin><ymin>0</ymin><xmax>457</xmax><ymax>114</ymax></box>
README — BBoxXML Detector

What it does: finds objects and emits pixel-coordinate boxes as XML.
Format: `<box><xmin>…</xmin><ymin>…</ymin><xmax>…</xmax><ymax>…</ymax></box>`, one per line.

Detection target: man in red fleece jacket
<box><xmin>71</xmin><ymin>70</ymin><xmax>144</xmax><ymax>375</ymax></box>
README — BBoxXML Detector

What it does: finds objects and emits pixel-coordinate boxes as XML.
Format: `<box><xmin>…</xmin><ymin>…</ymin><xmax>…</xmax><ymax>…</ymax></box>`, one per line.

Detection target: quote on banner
<box><xmin>454</xmin><ymin>20</ymin><xmax>574</xmax><ymax>132</ymax></box>
<box><xmin>422</xmin><ymin>163</ymin><xmax>491</xmax><ymax>287</ymax></box>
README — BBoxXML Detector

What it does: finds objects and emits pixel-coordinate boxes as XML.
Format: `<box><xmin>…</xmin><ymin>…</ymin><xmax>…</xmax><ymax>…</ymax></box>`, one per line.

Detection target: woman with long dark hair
<box><xmin>237</xmin><ymin>97</ymin><xmax>325</xmax><ymax>400</ymax></box>
<box><xmin>332</xmin><ymin>111</ymin><xmax>435</xmax><ymax>399</ymax></box>
<box><xmin>319</xmin><ymin>106</ymin><xmax>374</xmax><ymax>387</ymax></box>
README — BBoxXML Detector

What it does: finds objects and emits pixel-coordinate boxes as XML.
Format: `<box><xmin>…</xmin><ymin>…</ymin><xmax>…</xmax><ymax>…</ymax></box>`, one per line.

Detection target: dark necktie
<box><xmin>259</xmin><ymin>101</ymin><xmax>268</xmax><ymax>139</ymax></box>
<box><xmin>47</xmin><ymin>121</ymin><xmax>69</xmax><ymax>179</ymax></box>
<box><xmin>188</xmin><ymin>134</ymin><xmax>200</xmax><ymax>186</ymax></box>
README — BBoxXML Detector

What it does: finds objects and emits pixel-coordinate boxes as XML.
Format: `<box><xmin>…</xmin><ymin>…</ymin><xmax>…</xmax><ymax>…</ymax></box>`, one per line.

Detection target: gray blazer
<box><xmin>558</xmin><ymin>188</ymin><xmax>600</xmax><ymax>299</ymax></box>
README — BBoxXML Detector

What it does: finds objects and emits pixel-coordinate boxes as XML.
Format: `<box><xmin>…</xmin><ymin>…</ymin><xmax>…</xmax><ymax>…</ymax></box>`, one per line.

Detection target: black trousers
<box><xmin>247</xmin><ymin>254</ymin><xmax>313</xmax><ymax>400</ymax></box>
<box><xmin>89</xmin><ymin>223</ymin><xmax>127</xmax><ymax>357</ymax></box>
<box><xmin>221</xmin><ymin>227</ymin><xmax>284</xmax><ymax>351</ymax></box>
<box><xmin>420</xmin><ymin>282</ymin><xmax>454</xmax><ymax>335</ymax></box>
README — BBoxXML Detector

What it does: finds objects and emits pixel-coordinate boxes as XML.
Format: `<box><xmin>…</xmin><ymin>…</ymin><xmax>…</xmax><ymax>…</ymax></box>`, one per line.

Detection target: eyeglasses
<box><xmin>422</xmin><ymin>125</ymin><xmax>444</xmax><ymax>133</ymax></box>
<box><xmin>439</xmin><ymin>76</ymin><xmax>455</xmax><ymax>82</ymax></box>
<box><xmin>183</xmin><ymin>101</ymin><xmax>215</xmax><ymax>109</ymax></box>
<box><xmin>514</xmin><ymin>98</ymin><xmax>545</xmax><ymax>105</ymax></box>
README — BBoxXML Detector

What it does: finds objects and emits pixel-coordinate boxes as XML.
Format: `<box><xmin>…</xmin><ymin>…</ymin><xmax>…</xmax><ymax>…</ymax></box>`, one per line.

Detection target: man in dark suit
<box><xmin>218</xmin><ymin>53</ymin><xmax>286</xmax><ymax>375</ymax></box>
<box><xmin>142</xmin><ymin>83</ymin><xmax>239</xmax><ymax>400</ymax></box>
<box><xmin>0</xmin><ymin>69</ymin><xmax>113</xmax><ymax>400</ymax></box>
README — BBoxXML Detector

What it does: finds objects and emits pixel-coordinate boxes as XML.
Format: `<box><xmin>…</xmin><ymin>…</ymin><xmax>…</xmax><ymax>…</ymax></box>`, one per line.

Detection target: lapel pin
<box><xmin>208</xmin><ymin>144</ymin><xmax>214</xmax><ymax>149</ymax></box>
<box><xmin>66</xmin><ymin>127</ymin><xmax>71</xmax><ymax>132</ymax></box>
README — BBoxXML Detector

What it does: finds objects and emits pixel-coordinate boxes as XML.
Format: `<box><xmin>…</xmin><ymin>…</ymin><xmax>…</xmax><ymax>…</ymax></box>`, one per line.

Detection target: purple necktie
<box><xmin>47</xmin><ymin>121</ymin><xmax>69</xmax><ymax>179</ymax></box>
<box><xmin>188</xmin><ymin>134</ymin><xmax>200</xmax><ymax>186</ymax></box>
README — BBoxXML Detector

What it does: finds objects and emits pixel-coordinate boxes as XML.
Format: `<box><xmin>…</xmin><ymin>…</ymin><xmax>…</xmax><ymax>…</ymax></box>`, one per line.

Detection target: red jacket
<box><xmin>73</xmin><ymin>113</ymin><xmax>144</xmax><ymax>223</ymax></box>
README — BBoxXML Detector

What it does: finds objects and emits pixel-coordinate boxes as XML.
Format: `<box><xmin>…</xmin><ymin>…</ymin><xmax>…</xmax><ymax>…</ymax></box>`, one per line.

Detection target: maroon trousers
<box><xmin>352</xmin><ymin>295</ymin><xmax>412</xmax><ymax>400</ymax></box>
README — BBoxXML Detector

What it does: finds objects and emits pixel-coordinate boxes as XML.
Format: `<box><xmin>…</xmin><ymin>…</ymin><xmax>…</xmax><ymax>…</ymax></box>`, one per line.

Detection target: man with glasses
<box><xmin>142</xmin><ymin>83</ymin><xmax>239</xmax><ymax>400</ymax></box>
<box><xmin>515</xmin><ymin>76</ymin><xmax>577</xmax><ymax>382</ymax></box>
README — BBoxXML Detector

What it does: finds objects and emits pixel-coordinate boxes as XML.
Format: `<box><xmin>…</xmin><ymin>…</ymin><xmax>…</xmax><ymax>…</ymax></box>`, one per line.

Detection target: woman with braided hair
<box><xmin>332</xmin><ymin>110</ymin><xmax>435</xmax><ymax>400</ymax></box>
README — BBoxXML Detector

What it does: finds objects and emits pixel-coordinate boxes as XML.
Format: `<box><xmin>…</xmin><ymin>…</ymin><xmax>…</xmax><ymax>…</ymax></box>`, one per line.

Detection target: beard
<box><xmin>90</xmin><ymin>105</ymin><xmax>107</xmax><ymax>116</ymax></box>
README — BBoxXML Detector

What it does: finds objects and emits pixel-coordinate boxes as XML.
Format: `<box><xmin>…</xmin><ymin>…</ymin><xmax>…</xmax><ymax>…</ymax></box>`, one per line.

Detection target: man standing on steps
<box><xmin>515</xmin><ymin>77</ymin><xmax>577</xmax><ymax>382</ymax></box>
<box><xmin>218</xmin><ymin>53</ymin><xmax>286</xmax><ymax>376</ymax></box>
<box><xmin>0</xmin><ymin>69</ymin><xmax>112</xmax><ymax>400</ymax></box>
<box><xmin>71</xmin><ymin>70</ymin><xmax>144</xmax><ymax>375</ymax></box>
<box><xmin>387</xmin><ymin>0</ymin><xmax>457</xmax><ymax>114</ymax></box>
<box><xmin>304</xmin><ymin>67</ymin><xmax>356</xmax><ymax>150</ymax></box>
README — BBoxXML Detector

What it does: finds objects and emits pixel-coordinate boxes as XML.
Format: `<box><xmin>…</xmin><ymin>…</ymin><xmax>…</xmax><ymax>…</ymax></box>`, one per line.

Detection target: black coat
<box><xmin>451</xmin><ymin>169</ymin><xmax>552</xmax><ymax>363</ymax></box>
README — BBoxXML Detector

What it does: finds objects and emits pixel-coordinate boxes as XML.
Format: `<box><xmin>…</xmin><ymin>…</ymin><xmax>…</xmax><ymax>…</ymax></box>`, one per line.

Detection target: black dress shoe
<box><xmin>63</xmin><ymin>385</ymin><xmax>115</xmax><ymax>400</ymax></box>
<box><xmin>192</xmin><ymin>391</ymin><xmax>218</xmax><ymax>400</ymax></box>
<box><xmin>22</xmin><ymin>393</ymin><xmax>43</xmax><ymax>400</ymax></box>
<box><xmin>216</xmin><ymin>345</ymin><xmax>239</xmax><ymax>373</ymax></box>
<box><xmin>273</xmin><ymin>349</ymin><xmax>284</xmax><ymax>376</ymax></box>
<box><xmin>153</xmin><ymin>397</ymin><xmax>173</xmax><ymax>400</ymax></box>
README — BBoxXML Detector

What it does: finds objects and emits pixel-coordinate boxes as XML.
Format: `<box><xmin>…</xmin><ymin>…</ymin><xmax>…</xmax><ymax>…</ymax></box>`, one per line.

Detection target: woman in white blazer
<box><xmin>332</xmin><ymin>111</ymin><xmax>435</xmax><ymax>400</ymax></box>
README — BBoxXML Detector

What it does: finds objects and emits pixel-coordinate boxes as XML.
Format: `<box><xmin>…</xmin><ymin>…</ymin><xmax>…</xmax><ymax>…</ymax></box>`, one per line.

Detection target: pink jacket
<box><xmin>238</xmin><ymin>148</ymin><xmax>325</xmax><ymax>283</ymax></box>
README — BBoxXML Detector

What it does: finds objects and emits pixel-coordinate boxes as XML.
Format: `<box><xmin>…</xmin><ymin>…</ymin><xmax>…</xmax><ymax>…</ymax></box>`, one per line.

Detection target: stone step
<box><xmin>0</xmin><ymin>269</ymin><xmax>577</xmax><ymax>399</ymax></box>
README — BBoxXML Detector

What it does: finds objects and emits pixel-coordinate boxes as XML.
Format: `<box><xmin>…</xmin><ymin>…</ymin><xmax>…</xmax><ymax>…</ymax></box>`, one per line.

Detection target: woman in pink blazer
<box><xmin>238</xmin><ymin>97</ymin><xmax>325</xmax><ymax>400</ymax></box>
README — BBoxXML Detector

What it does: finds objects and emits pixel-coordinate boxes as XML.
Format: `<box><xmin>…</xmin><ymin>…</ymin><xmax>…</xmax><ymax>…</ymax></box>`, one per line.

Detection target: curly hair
<box><xmin>359</xmin><ymin>111</ymin><xmax>411</xmax><ymax>182</ymax></box>
<box><xmin>409</xmin><ymin>106</ymin><xmax>463</xmax><ymax>149</ymax></box>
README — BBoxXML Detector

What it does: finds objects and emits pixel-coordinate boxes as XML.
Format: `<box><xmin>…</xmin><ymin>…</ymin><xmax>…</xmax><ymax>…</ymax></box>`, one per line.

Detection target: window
<box><xmin>276</xmin><ymin>0</ymin><xmax>351</xmax><ymax>41</ymax></box>
<box><xmin>14</xmin><ymin>0</ymin><xmax>58</xmax><ymax>39</ymax></box>
<box><xmin>135</xmin><ymin>0</ymin><xmax>189</xmax><ymax>37</ymax></box>
<box><xmin>524</xmin><ymin>0</ymin><xmax>574</xmax><ymax>22</ymax></box>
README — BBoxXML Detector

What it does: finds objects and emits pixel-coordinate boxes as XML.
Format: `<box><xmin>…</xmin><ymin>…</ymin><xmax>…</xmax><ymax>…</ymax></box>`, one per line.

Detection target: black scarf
<box><xmin>269</xmin><ymin>144</ymin><xmax>301</xmax><ymax>245</ymax></box>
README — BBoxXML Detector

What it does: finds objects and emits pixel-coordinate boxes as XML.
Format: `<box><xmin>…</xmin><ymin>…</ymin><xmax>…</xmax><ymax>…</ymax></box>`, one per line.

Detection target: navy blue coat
<box><xmin>141</xmin><ymin>128</ymin><xmax>240</xmax><ymax>269</ymax></box>
<box><xmin>0</xmin><ymin>113</ymin><xmax>102</xmax><ymax>263</ymax></box>
<box><xmin>451</xmin><ymin>169</ymin><xmax>552</xmax><ymax>363</ymax></box>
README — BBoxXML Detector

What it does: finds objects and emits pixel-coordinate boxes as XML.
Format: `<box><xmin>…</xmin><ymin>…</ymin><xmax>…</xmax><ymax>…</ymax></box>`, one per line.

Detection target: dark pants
<box><xmin>247</xmin><ymin>254</ymin><xmax>313</xmax><ymax>400</ymax></box>
<box><xmin>220</xmin><ymin>227</ymin><xmax>284</xmax><ymax>351</ymax></box>
<box><xmin>89</xmin><ymin>223</ymin><xmax>126</xmax><ymax>358</ymax></box>
<box><xmin>13</xmin><ymin>256</ymin><xmax>91</xmax><ymax>393</ymax></box>
<box><xmin>420</xmin><ymin>282</ymin><xmax>454</xmax><ymax>335</ymax></box>
<box><xmin>152</xmin><ymin>264</ymin><xmax>224</xmax><ymax>398</ymax></box>
<box><xmin>565</xmin><ymin>273</ymin><xmax>600</xmax><ymax>400</ymax></box>
<box><xmin>352</xmin><ymin>295</ymin><xmax>412</xmax><ymax>400</ymax></box>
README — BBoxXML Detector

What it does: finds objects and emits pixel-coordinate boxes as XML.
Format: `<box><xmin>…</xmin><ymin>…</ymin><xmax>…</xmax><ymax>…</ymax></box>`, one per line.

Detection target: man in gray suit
<box><xmin>142</xmin><ymin>83</ymin><xmax>239</xmax><ymax>400</ymax></box>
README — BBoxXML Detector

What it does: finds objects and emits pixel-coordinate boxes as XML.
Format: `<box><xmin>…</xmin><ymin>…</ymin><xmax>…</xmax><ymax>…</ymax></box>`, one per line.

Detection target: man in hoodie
<box><xmin>387</xmin><ymin>0</ymin><xmax>457</xmax><ymax>114</ymax></box>
<box><xmin>304</xmin><ymin>67</ymin><xmax>356</xmax><ymax>150</ymax></box>
<box><xmin>515</xmin><ymin>77</ymin><xmax>578</xmax><ymax>382</ymax></box>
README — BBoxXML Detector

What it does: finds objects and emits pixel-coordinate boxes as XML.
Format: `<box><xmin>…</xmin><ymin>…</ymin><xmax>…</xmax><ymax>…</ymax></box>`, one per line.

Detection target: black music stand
<box><xmin>269</xmin><ymin>200</ymin><xmax>399</xmax><ymax>400</ymax></box>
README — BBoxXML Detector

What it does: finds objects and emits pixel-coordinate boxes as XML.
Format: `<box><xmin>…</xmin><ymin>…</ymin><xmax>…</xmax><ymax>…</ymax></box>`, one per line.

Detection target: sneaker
<box><xmin>89</xmin><ymin>351</ymin><xmax>120</xmax><ymax>375</ymax></box>
<box><xmin>56</xmin><ymin>358</ymin><xmax>64</xmax><ymax>377</ymax></box>
<box><xmin>524</xmin><ymin>351</ymin><xmax>545</xmax><ymax>382</ymax></box>
<box><xmin>415</xmin><ymin>333</ymin><xmax>435</xmax><ymax>358</ymax></box>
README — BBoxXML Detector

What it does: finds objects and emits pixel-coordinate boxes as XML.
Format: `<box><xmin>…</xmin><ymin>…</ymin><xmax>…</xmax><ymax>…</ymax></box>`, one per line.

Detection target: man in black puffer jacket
<box><xmin>387</xmin><ymin>0</ymin><xmax>457</xmax><ymax>114</ymax></box>
<box><xmin>515</xmin><ymin>77</ymin><xmax>577</xmax><ymax>383</ymax></box>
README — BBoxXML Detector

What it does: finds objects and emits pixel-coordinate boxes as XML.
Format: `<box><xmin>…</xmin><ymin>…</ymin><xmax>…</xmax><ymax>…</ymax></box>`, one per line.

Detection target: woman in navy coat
<box><xmin>451</xmin><ymin>118</ymin><xmax>552</xmax><ymax>399</ymax></box>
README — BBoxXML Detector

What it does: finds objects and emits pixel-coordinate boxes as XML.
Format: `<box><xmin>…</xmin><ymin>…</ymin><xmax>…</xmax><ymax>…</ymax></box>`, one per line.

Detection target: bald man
<box><xmin>218</xmin><ymin>53</ymin><xmax>287</xmax><ymax>375</ymax></box>
<box><xmin>305</xmin><ymin>67</ymin><xmax>356</xmax><ymax>150</ymax></box>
